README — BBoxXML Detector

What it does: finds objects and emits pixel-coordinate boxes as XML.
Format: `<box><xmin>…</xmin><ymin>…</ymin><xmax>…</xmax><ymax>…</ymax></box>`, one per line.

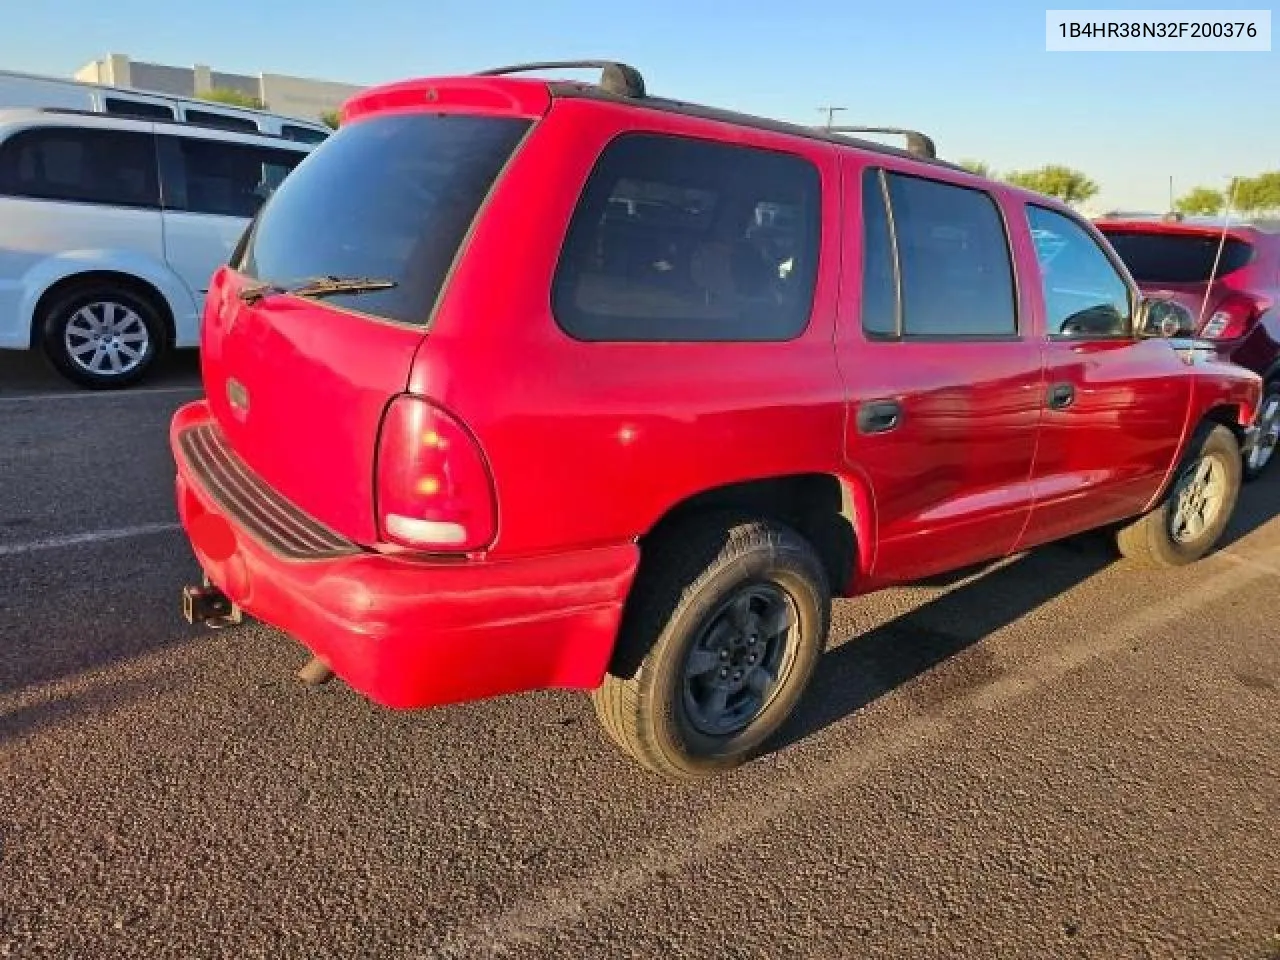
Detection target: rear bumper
<box><xmin>170</xmin><ymin>400</ymin><xmax>639</xmax><ymax>709</ymax></box>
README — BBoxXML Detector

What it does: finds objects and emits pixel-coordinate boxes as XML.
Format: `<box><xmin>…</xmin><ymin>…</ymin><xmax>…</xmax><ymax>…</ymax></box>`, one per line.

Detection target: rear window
<box><xmin>1101</xmin><ymin>229</ymin><xmax>1254</xmax><ymax>283</ymax></box>
<box><xmin>235</xmin><ymin>113</ymin><xmax>530</xmax><ymax>326</ymax></box>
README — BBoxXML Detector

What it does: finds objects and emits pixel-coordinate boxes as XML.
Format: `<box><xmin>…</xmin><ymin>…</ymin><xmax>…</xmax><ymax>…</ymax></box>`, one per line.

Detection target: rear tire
<box><xmin>591</xmin><ymin>514</ymin><xmax>831</xmax><ymax>781</ymax></box>
<box><xmin>1242</xmin><ymin>380</ymin><xmax>1280</xmax><ymax>483</ymax></box>
<box><xmin>1115</xmin><ymin>423</ymin><xmax>1241</xmax><ymax>568</ymax></box>
<box><xmin>40</xmin><ymin>282</ymin><xmax>166</xmax><ymax>390</ymax></box>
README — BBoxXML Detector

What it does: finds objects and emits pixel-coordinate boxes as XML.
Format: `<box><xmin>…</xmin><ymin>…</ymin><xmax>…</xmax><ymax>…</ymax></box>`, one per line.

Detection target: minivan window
<box><xmin>1028</xmin><ymin>205</ymin><xmax>1132</xmax><ymax>338</ymax></box>
<box><xmin>0</xmin><ymin>127</ymin><xmax>159</xmax><ymax>208</ymax></box>
<box><xmin>552</xmin><ymin>132</ymin><xmax>821</xmax><ymax>342</ymax></box>
<box><xmin>159</xmin><ymin>136</ymin><xmax>307</xmax><ymax>219</ymax></box>
<box><xmin>1101</xmin><ymin>229</ymin><xmax>1254</xmax><ymax>284</ymax></box>
<box><xmin>235</xmin><ymin>113</ymin><xmax>530</xmax><ymax>326</ymax></box>
<box><xmin>104</xmin><ymin>97</ymin><xmax>175</xmax><ymax>121</ymax></box>
<box><xmin>884</xmin><ymin>172</ymin><xmax>1017</xmax><ymax>337</ymax></box>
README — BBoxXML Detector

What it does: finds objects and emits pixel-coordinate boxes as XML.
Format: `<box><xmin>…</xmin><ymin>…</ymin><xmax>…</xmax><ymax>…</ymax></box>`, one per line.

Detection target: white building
<box><xmin>74</xmin><ymin>53</ymin><xmax>365</xmax><ymax>123</ymax></box>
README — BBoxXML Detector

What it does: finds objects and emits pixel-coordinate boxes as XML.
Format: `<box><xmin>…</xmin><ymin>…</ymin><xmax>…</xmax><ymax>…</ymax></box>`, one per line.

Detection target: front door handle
<box><xmin>857</xmin><ymin>398</ymin><xmax>903</xmax><ymax>435</ymax></box>
<box><xmin>1046</xmin><ymin>382</ymin><xmax>1075</xmax><ymax>410</ymax></box>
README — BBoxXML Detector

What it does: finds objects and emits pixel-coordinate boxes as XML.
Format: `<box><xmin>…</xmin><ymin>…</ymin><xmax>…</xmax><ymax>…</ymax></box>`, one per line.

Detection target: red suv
<box><xmin>1095</xmin><ymin>214</ymin><xmax>1280</xmax><ymax>479</ymax></box>
<box><xmin>171</xmin><ymin>62</ymin><xmax>1263</xmax><ymax>780</ymax></box>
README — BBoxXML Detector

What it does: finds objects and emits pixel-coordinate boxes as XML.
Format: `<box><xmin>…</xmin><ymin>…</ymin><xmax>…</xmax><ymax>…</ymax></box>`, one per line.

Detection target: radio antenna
<box><xmin>1198</xmin><ymin>178</ymin><xmax>1238</xmax><ymax>329</ymax></box>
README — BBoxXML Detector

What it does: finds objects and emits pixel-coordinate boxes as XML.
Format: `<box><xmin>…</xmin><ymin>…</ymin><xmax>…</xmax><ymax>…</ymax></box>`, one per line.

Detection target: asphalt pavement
<box><xmin>1</xmin><ymin>350</ymin><xmax>1277</xmax><ymax>960</ymax></box>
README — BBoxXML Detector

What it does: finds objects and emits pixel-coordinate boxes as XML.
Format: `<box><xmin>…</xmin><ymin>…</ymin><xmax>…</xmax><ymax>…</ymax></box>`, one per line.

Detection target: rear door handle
<box><xmin>1047</xmin><ymin>382</ymin><xmax>1075</xmax><ymax>409</ymax></box>
<box><xmin>857</xmin><ymin>398</ymin><xmax>903</xmax><ymax>435</ymax></box>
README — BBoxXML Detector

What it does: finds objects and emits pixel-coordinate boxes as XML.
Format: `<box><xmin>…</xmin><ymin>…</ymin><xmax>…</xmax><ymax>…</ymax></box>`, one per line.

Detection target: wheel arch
<box><xmin>638</xmin><ymin>471</ymin><xmax>875</xmax><ymax>599</ymax></box>
<box><xmin>30</xmin><ymin>269</ymin><xmax>178</xmax><ymax>348</ymax></box>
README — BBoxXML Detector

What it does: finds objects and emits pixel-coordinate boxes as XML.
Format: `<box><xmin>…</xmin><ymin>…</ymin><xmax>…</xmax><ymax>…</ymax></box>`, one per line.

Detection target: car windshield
<box><xmin>234</xmin><ymin>112</ymin><xmax>531</xmax><ymax>326</ymax></box>
<box><xmin>1101</xmin><ymin>229</ymin><xmax>1254</xmax><ymax>284</ymax></box>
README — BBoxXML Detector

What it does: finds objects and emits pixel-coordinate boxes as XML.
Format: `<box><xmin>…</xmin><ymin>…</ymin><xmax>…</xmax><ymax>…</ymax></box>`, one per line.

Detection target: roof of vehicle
<box><xmin>347</xmin><ymin>60</ymin><xmax>1006</xmax><ymax>177</ymax></box>
<box><xmin>0</xmin><ymin>67</ymin><xmax>332</xmax><ymax>131</ymax></box>
<box><xmin>0</xmin><ymin>106</ymin><xmax>317</xmax><ymax>149</ymax></box>
<box><xmin>1095</xmin><ymin>212</ymin><xmax>1280</xmax><ymax>240</ymax></box>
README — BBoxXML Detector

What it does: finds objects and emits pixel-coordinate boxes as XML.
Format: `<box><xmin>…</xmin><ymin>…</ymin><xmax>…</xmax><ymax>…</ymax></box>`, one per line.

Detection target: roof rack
<box><xmin>822</xmin><ymin>125</ymin><xmax>937</xmax><ymax>160</ymax></box>
<box><xmin>19</xmin><ymin>106</ymin><xmax>312</xmax><ymax>144</ymax></box>
<box><xmin>474</xmin><ymin>60</ymin><xmax>646</xmax><ymax>98</ymax></box>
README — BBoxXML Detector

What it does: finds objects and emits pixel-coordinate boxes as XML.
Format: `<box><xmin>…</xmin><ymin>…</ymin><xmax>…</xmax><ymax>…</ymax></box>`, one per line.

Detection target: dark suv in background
<box><xmin>1095</xmin><ymin>215</ymin><xmax>1280</xmax><ymax>479</ymax></box>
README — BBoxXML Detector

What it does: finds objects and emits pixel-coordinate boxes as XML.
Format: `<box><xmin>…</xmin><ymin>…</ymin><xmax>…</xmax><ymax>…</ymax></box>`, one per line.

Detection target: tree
<box><xmin>320</xmin><ymin>109</ymin><xmax>341</xmax><ymax>130</ymax></box>
<box><xmin>1175</xmin><ymin>187</ymin><xmax>1225</xmax><ymax>216</ymax></box>
<box><xmin>1229</xmin><ymin>172</ymin><xmax>1280</xmax><ymax>215</ymax></box>
<box><xmin>198</xmin><ymin>87</ymin><xmax>264</xmax><ymax>110</ymax></box>
<box><xmin>958</xmin><ymin>159</ymin><xmax>992</xmax><ymax>178</ymax></box>
<box><xmin>1004</xmin><ymin>165</ymin><xmax>1099</xmax><ymax>206</ymax></box>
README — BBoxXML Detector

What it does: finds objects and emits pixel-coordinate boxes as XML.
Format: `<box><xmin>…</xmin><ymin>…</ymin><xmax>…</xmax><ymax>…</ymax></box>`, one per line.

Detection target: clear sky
<box><xmin>1</xmin><ymin>0</ymin><xmax>1275</xmax><ymax>211</ymax></box>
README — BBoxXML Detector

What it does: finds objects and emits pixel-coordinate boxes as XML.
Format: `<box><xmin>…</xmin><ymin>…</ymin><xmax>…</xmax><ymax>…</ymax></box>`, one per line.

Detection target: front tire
<box><xmin>40</xmin><ymin>283</ymin><xmax>165</xmax><ymax>390</ymax></box>
<box><xmin>592</xmin><ymin>515</ymin><xmax>831</xmax><ymax>780</ymax></box>
<box><xmin>1115</xmin><ymin>423</ymin><xmax>1241</xmax><ymax>568</ymax></box>
<box><xmin>1242</xmin><ymin>380</ymin><xmax>1280</xmax><ymax>483</ymax></box>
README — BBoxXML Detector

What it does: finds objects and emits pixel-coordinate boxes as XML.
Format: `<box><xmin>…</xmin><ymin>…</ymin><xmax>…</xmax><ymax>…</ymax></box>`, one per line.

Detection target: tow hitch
<box><xmin>182</xmin><ymin>578</ymin><xmax>243</xmax><ymax>629</ymax></box>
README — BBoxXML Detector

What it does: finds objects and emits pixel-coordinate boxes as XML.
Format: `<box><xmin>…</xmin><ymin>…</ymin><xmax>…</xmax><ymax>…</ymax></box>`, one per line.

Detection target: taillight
<box><xmin>1200</xmin><ymin>293</ymin><xmax>1267</xmax><ymax>339</ymax></box>
<box><xmin>375</xmin><ymin>394</ymin><xmax>496</xmax><ymax>552</ymax></box>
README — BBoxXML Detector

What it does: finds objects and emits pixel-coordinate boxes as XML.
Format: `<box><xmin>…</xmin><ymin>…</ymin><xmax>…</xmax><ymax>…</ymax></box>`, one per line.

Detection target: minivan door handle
<box><xmin>1046</xmin><ymin>382</ymin><xmax>1076</xmax><ymax>410</ymax></box>
<box><xmin>856</xmin><ymin>399</ymin><xmax>903</xmax><ymax>435</ymax></box>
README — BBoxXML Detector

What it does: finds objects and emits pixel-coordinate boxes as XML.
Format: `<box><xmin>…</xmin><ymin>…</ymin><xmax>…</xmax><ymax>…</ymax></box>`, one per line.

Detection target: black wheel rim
<box><xmin>681</xmin><ymin>582</ymin><xmax>800</xmax><ymax>737</ymax></box>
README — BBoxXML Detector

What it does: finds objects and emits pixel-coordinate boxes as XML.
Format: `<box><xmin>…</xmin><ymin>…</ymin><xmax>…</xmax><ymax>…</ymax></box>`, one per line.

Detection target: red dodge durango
<box><xmin>172</xmin><ymin>62</ymin><xmax>1263</xmax><ymax>779</ymax></box>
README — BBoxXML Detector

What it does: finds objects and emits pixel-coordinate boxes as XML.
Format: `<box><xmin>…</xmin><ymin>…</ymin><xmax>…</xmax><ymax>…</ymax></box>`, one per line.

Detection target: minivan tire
<box><xmin>1115</xmin><ymin>423</ymin><xmax>1241</xmax><ymax>568</ymax></box>
<box><xmin>40</xmin><ymin>283</ymin><xmax>166</xmax><ymax>390</ymax></box>
<box><xmin>1242</xmin><ymin>380</ymin><xmax>1280</xmax><ymax>483</ymax></box>
<box><xmin>591</xmin><ymin>514</ymin><xmax>830</xmax><ymax>780</ymax></box>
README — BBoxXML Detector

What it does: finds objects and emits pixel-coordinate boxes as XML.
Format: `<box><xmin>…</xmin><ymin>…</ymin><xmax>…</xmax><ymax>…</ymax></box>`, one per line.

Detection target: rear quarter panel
<box><xmin>409</xmin><ymin>99</ymin><xmax>850</xmax><ymax>561</ymax></box>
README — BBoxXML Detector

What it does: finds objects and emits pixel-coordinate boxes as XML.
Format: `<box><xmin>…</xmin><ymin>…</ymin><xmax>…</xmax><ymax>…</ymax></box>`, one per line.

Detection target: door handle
<box><xmin>1047</xmin><ymin>382</ymin><xmax>1075</xmax><ymax>410</ymax></box>
<box><xmin>857</xmin><ymin>399</ymin><xmax>903</xmax><ymax>435</ymax></box>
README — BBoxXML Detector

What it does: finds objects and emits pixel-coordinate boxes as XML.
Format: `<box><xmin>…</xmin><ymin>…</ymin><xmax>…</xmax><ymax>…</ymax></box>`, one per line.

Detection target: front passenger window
<box><xmin>1027</xmin><ymin>205</ymin><xmax>1132</xmax><ymax>338</ymax></box>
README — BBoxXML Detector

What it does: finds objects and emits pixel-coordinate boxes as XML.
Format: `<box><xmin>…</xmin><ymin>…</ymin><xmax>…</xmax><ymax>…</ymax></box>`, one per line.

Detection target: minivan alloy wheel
<box><xmin>63</xmin><ymin>301</ymin><xmax>151</xmax><ymax>378</ymax></box>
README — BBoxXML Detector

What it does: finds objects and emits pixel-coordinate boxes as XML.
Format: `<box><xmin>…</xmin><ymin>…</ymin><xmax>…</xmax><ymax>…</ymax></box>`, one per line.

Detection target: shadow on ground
<box><xmin>766</xmin><ymin>466</ymin><xmax>1280</xmax><ymax>756</ymax></box>
<box><xmin>0</xmin><ymin>349</ymin><xmax>201</xmax><ymax>395</ymax></box>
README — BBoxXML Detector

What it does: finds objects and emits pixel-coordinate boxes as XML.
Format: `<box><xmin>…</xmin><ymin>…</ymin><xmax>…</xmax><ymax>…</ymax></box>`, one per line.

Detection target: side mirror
<box><xmin>1137</xmin><ymin>296</ymin><xmax>1195</xmax><ymax>338</ymax></box>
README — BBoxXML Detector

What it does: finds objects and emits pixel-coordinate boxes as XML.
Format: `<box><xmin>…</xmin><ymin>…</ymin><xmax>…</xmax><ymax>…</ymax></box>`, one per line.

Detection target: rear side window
<box><xmin>878</xmin><ymin>171</ymin><xmax>1017</xmax><ymax>337</ymax></box>
<box><xmin>552</xmin><ymin>133</ymin><xmax>822</xmax><ymax>341</ymax></box>
<box><xmin>159</xmin><ymin>136</ymin><xmax>306</xmax><ymax>218</ymax></box>
<box><xmin>236</xmin><ymin>113</ymin><xmax>530</xmax><ymax>326</ymax></box>
<box><xmin>1100</xmin><ymin>229</ymin><xmax>1254</xmax><ymax>283</ymax></box>
<box><xmin>0</xmin><ymin>127</ymin><xmax>159</xmax><ymax>208</ymax></box>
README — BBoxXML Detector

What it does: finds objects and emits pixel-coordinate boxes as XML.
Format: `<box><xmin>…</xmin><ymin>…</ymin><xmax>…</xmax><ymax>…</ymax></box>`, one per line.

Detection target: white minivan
<box><xmin>0</xmin><ymin>108</ymin><xmax>315</xmax><ymax>387</ymax></box>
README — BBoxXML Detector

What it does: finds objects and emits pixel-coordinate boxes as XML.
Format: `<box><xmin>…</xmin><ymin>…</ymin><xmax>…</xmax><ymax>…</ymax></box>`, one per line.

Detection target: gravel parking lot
<box><xmin>1</xmin><ymin>351</ymin><xmax>1277</xmax><ymax>960</ymax></box>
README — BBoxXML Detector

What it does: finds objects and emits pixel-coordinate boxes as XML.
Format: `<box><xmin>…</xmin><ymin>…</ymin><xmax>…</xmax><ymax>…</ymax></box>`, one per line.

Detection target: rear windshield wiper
<box><xmin>238</xmin><ymin>275</ymin><xmax>397</xmax><ymax>305</ymax></box>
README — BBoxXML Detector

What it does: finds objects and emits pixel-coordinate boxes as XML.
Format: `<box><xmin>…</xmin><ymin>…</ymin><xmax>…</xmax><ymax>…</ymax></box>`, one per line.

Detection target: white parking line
<box><xmin>0</xmin><ymin>385</ymin><xmax>202</xmax><ymax>404</ymax></box>
<box><xmin>0</xmin><ymin>522</ymin><xmax>181</xmax><ymax>558</ymax></box>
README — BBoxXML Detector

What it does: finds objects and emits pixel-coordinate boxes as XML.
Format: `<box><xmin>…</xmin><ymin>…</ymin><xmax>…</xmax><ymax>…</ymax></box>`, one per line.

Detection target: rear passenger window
<box><xmin>553</xmin><ymin>133</ymin><xmax>822</xmax><ymax>341</ymax></box>
<box><xmin>160</xmin><ymin>137</ymin><xmax>306</xmax><ymax>218</ymax></box>
<box><xmin>884</xmin><ymin>172</ymin><xmax>1017</xmax><ymax>337</ymax></box>
<box><xmin>0</xmin><ymin>127</ymin><xmax>159</xmax><ymax>208</ymax></box>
